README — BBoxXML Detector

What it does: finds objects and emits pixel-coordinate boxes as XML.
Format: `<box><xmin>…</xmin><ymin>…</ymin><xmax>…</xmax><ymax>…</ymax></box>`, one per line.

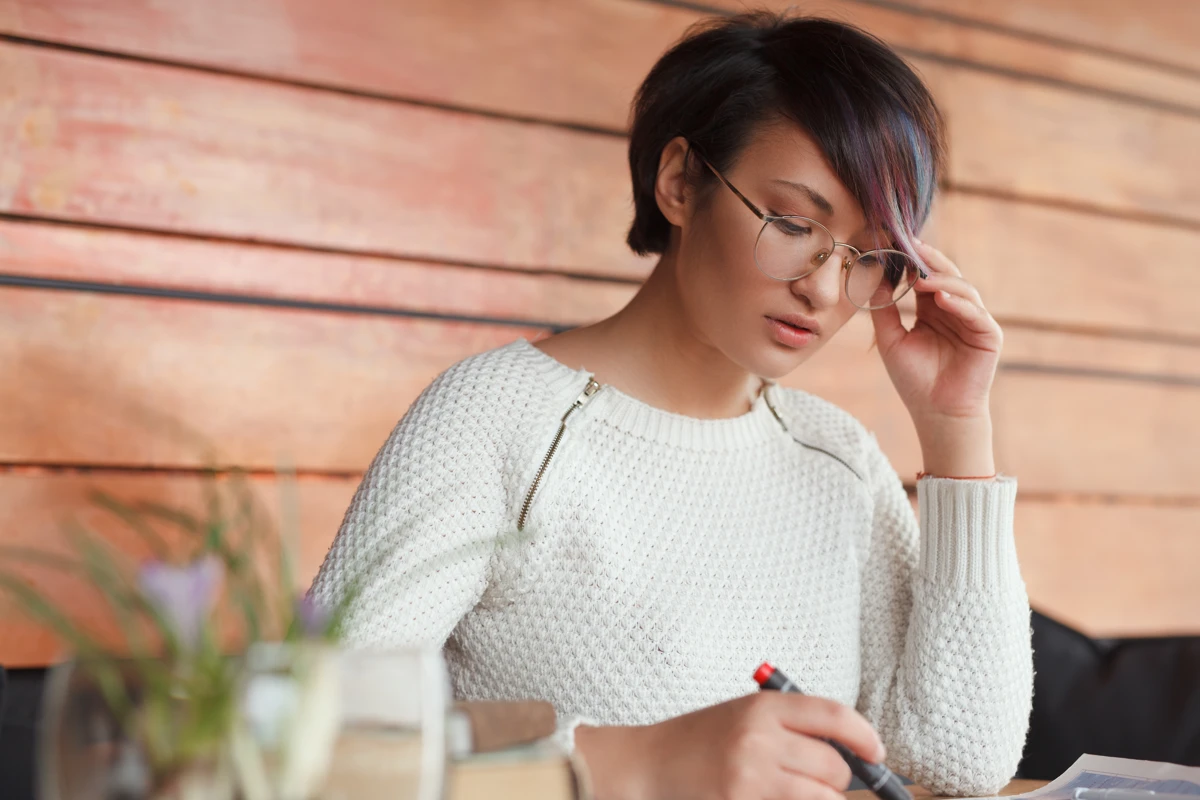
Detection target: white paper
<box><xmin>966</xmin><ymin>755</ymin><xmax>1200</xmax><ymax>800</ymax></box>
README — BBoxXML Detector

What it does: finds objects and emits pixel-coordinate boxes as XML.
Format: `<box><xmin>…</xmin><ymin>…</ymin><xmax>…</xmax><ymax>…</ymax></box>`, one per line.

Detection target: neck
<box><xmin>589</xmin><ymin>250</ymin><xmax>762</xmax><ymax>419</ymax></box>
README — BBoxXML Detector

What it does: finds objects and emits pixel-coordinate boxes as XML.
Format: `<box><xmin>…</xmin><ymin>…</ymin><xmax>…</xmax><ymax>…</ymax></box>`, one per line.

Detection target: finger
<box><xmin>775</xmin><ymin>735</ymin><xmax>853</xmax><ymax>790</ymax></box>
<box><xmin>771</xmin><ymin>772</ymin><xmax>848</xmax><ymax>800</ymax></box>
<box><xmin>869</xmin><ymin>300</ymin><xmax>907</xmax><ymax>355</ymax></box>
<box><xmin>914</xmin><ymin>273</ymin><xmax>983</xmax><ymax>306</ymax></box>
<box><xmin>913</xmin><ymin>295</ymin><xmax>965</xmax><ymax>345</ymax></box>
<box><xmin>772</xmin><ymin>694</ymin><xmax>885</xmax><ymax>764</ymax></box>
<box><xmin>933</xmin><ymin>290</ymin><xmax>1002</xmax><ymax>338</ymax></box>
<box><xmin>912</xmin><ymin>237</ymin><xmax>962</xmax><ymax>278</ymax></box>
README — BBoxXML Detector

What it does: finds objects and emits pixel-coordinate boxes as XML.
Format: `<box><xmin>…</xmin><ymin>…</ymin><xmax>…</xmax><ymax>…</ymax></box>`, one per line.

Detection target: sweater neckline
<box><xmin>513</xmin><ymin>338</ymin><xmax>786</xmax><ymax>450</ymax></box>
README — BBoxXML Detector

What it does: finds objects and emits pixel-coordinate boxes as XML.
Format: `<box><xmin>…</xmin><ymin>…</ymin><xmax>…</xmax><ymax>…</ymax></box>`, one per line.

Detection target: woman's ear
<box><xmin>654</xmin><ymin>136</ymin><xmax>693</xmax><ymax>229</ymax></box>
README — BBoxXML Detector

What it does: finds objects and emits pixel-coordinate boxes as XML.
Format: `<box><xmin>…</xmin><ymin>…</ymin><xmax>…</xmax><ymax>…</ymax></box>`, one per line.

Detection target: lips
<box><xmin>767</xmin><ymin>314</ymin><xmax>820</xmax><ymax>336</ymax></box>
<box><xmin>772</xmin><ymin>318</ymin><xmax>812</xmax><ymax>334</ymax></box>
<box><xmin>766</xmin><ymin>316</ymin><xmax>819</xmax><ymax>349</ymax></box>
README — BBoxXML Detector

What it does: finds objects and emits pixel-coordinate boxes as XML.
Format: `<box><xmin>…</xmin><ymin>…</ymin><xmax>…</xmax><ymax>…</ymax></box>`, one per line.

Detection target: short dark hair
<box><xmin>626</xmin><ymin>11</ymin><xmax>946</xmax><ymax>258</ymax></box>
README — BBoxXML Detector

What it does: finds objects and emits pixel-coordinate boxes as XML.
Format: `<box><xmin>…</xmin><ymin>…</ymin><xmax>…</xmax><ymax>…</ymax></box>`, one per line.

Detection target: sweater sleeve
<box><xmin>308</xmin><ymin>362</ymin><xmax>508</xmax><ymax>650</ymax></box>
<box><xmin>854</xmin><ymin>435</ymin><xmax>1033</xmax><ymax>796</ymax></box>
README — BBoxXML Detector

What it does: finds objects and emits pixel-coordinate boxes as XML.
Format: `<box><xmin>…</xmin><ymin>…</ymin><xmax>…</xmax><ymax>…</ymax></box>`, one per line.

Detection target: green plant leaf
<box><xmin>79</xmin><ymin>659</ymin><xmax>135</xmax><ymax>724</ymax></box>
<box><xmin>275</xmin><ymin>467</ymin><xmax>299</xmax><ymax>631</ymax></box>
<box><xmin>0</xmin><ymin>571</ymin><xmax>103</xmax><ymax>655</ymax></box>
<box><xmin>200</xmin><ymin>467</ymin><xmax>227</xmax><ymax>555</ymax></box>
<box><xmin>0</xmin><ymin>545</ymin><xmax>83</xmax><ymax>573</ymax></box>
<box><xmin>61</xmin><ymin>522</ymin><xmax>149</xmax><ymax>655</ymax></box>
<box><xmin>134</xmin><ymin>502</ymin><xmax>202</xmax><ymax>539</ymax></box>
<box><xmin>89</xmin><ymin>491</ymin><xmax>171</xmax><ymax>560</ymax></box>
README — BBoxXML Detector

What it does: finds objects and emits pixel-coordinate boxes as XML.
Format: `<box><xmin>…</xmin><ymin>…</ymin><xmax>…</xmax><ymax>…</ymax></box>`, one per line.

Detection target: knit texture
<box><xmin>310</xmin><ymin>338</ymin><xmax>1033</xmax><ymax>796</ymax></box>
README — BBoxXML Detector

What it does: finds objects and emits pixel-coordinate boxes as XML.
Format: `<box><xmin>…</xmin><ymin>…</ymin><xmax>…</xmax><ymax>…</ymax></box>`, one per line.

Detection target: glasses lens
<box><xmin>846</xmin><ymin>250</ymin><xmax>922</xmax><ymax>309</ymax></box>
<box><xmin>754</xmin><ymin>217</ymin><xmax>836</xmax><ymax>281</ymax></box>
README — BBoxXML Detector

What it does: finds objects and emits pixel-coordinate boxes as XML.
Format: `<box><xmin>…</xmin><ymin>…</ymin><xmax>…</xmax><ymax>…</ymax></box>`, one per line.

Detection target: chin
<box><xmin>760</xmin><ymin>354</ymin><xmax>812</xmax><ymax>382</ymax></box>
<box><xmin>734</xmin><ymin>343</ymin><xmax>816</xmax><ymax>383</ymax></box>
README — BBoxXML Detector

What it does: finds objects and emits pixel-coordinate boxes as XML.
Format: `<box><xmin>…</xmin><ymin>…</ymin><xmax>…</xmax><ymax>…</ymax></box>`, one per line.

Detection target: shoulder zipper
<box><xmin>760</xmin><ymin>382</ymin><xmax>864</xmax><ymax>483</ymax></box>
<box><xmin>760</xmin><ymin>382</ymin><xmax>788</xmax><ymax>432</ymax></box>
<box><xmin>517</xmin><ymin>378</ymin><xmax>602</xmax><ymax>531</ymax></box>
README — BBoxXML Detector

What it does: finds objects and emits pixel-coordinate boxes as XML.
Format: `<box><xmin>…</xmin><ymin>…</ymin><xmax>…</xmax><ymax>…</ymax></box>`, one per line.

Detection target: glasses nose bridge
<box><xmin>829</xmin><ymin>240</ymin><xmax>861</xmax><ymax>269</ymax></box>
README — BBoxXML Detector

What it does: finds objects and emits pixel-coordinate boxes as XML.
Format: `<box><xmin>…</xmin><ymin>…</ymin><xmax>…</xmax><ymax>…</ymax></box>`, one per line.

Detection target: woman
<box><xmin>311</xmin><ymin>11</ymin><xmax>1032</xmax><ymax>800</ymax></box>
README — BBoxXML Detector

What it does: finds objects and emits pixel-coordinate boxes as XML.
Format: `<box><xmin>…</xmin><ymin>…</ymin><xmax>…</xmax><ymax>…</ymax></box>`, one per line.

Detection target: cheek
<box><xmin>679</xmin><ymin>213</ymin><xmax>764</xmax><ymax>307</ymax></box>
<box><xmin>831</xmin><ymin>296</ymin><xmax>859</xmax><ymax>328</ymax></box>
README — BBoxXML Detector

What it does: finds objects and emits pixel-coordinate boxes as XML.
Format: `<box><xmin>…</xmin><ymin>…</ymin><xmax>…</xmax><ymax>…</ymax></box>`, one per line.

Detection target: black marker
<box><xmin>754</xmin><ymin>663</ymin><xmax>912</xmax><ymax>800</ymax></box>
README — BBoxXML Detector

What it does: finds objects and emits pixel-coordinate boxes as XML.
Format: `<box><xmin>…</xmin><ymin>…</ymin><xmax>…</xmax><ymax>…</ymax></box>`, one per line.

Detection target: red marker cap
<box><xmin>753</xmin><ymin>662</ymin><xmax>776</xmax><ymax>686</ymax></box>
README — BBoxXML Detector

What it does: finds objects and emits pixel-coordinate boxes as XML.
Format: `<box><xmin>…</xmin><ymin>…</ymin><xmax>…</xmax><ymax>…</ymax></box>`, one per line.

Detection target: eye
<box><xmin>773</xmin><ymin>218</ymin><xmax>814</xmax><ymax>238</ymax></box>
<box><xmin>856</xmin><ymin>252</ymin><xmax>908</xmax><ymax>283</ymax></box>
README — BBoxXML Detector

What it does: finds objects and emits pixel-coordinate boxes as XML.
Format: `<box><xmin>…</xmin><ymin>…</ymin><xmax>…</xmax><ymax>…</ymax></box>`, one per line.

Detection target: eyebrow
<box><xmin>771</xmin><ymin>179</ymin><xmax>835</xmax><ymax>217</ymax></box>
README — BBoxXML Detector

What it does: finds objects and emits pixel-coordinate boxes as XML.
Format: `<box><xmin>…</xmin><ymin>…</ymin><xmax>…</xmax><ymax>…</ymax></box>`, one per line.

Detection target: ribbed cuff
<box><xmin>917</xmin><ymin>475</ymin><xmax>1021</xmax><ymax>589</ymax></box>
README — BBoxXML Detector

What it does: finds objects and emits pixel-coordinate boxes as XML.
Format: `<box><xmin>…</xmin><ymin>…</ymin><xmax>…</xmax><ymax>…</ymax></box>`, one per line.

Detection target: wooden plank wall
<box><xmin>1</xmin><ymin>0</ymin><xmax>1198</xmax><ymax>664</ymax></box>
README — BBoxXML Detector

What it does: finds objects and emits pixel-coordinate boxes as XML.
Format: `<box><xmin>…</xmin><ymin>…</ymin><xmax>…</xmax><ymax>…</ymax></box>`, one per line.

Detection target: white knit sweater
<box><xmin>310</xmin><ymin>338</ymin><xmax>1033</xmax><ymax>796</ymax></box>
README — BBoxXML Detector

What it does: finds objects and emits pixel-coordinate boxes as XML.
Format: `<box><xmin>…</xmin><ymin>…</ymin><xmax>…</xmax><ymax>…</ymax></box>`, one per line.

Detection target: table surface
<box><xmin>846</xmin><ymin>779</ymin><xmax>1047</xmax><ymax>800</ymax></box>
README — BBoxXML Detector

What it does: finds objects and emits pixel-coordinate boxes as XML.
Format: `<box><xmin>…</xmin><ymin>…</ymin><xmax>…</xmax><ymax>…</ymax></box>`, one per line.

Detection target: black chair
<box><xmin>1018</xmin><ymin>611</ymin><xmax>1200</xmax><ymax>779</ymax></box>
<box><xmin>0</xmin><ymin>667</ymin><xmax>45</xmax><ymax>800</ymax></box>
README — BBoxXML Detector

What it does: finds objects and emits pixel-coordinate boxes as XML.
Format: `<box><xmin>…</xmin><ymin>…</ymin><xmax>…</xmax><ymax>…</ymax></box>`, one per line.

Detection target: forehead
<box><xmin>730</xmin><ymin>119</ymin><xmax>869</xmax><ymax>233</ymax></box>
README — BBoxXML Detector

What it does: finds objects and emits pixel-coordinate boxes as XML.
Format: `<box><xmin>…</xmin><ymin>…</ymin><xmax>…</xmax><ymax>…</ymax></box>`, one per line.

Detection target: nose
<box><xmin>790</xmin><ymin>249</ymin><xmax>850</xmax><ymax>310</ymax></box>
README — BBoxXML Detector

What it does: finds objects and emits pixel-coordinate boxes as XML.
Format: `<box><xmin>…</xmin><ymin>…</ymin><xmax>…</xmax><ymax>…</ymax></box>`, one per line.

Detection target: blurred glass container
<box><xmin>321</xmin><ymin>648</ymin><xmax>449</xmax><ymax>800</ymax></box>
<box><xmin>38</xmin><ymin>660</ymin><xmax>235</xmax><ymax>800</ymax></box>
<box><xmin>232</xmin><ymin>644</ymin><xmax>449</xmax><ymax>800</ymax></box>
<box><xmin>230</xmin><ymin>642</ymin><xmax>342</xmax><ymax>800</ymax></box>
<box><xmin>40</xmin><ymin>646</ymin><xmax>449</xmax><ymax>800</ymax></box>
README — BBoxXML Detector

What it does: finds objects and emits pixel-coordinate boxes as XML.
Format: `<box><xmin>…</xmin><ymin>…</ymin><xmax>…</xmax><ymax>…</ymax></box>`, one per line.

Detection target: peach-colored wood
<box><xmin>0</xmin><ymin>470</ymin><xmax>359</xmax><ymax>666</ymax></box>
<box><xmin>2</xmin><ymin>0</ymin><xmax>1199</xmax><ymax>665</ymax></box>
<box><xmin>0</xmin><ymin>43</ymin><xmax>650</xmax><ymax>280</ymax></box>
<box><xmin>6</xmin><ymin>189</ymin><xmax>1198</xmax><ymax>346</ymax></box>
<box><xmin>0</xmin><ymin>221</ymin><xmax>636</xmax><ymax>327</ymax></box>
<box><xmin>7</xmin><ymin>188</ymin><xmax>1200</xmax><ymax>347</ymax></box>
<box><xmin>1001</xmin><ymin>328</ymin><xmax>1200</xmax><ymax>383</ymax></box>
<box><xmin>3</xmin><ymin>39</ymin><xmax>1200</xmax><ymax>282</ymax></box>
<box><xmin>0</xmin><ymin>286</ymin><xmax>923</xmax><ymax>476</ymax></box>
<box><xmin>1016</xmin><ymin>499</ymin><xmax>1200</xmax><ymax>637</ymax></box>
<box><xmin>940</xmin><ymin>192</ymin><xmax>1200</xmax><ymax>341</ymax></box>
<box><xmin>992</xmin><ymin>372</ymin><xmax>1200</xmax><ymax>498</ymax></box>
<box><xmin>710</xmin><ymin>0</ymin><xmax>1200</xmax><ymax>115</ymax></box>
<box><xmin>919</xmin><ymin>60</ymin><xmax>1200</xmax><ymax>223</ymax></box>
<box><xmin>5</xmin><ymin>286</ymin><xmax>1198</xmax><ymax>495</ymax></box>
<box><xmin>0</xmin><ymin>0</ymin><xmax>695</xmax><ymax>133</ymax></box>
<box><xmin>5</xmin><ymin>0</ymin><xmax>1196</xmax><ymax>134</ymax></box>
<box><xmin>0</xmin><ymin>287</ymin><xmax>546</xmax><ymax>471</ymax></box>
<box><xmin>898</xmin><ymin>0</ymin><xmax>1200</xmax><ymax>75</ymax></box>
<box><xmin>787</xmin><ymin>316</ymin><xmax>1200</xmax><ymax>497</ymax></box>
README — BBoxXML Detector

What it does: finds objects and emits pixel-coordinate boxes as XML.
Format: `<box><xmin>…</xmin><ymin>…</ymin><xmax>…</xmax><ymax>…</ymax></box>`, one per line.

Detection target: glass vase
<box><xmin>38</xmin><ymin>659</ymin><xmax>235</xmax><ymax>800</ymax></box>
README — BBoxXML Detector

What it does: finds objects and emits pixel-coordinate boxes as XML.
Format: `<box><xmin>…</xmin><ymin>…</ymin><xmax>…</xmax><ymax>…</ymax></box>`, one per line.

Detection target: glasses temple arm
<box><xmin>691</xmin><ymin>150</ymin><xmax>768</xmax><ymax>221</ymax></box>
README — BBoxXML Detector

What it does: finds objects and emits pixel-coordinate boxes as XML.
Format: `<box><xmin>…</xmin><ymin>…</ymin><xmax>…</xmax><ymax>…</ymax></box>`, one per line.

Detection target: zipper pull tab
<box><xmin>563</xmin><ymin>378</ymin><xmax>601</xmax><ymax>421</ymax></box>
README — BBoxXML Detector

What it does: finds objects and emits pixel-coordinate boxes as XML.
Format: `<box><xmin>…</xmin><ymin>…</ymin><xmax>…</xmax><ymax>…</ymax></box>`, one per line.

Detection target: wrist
<box><xmin>916</xmin><ymin>414</ymin><xmax>995</xmax><ymax>478</ymax></box>
<box><xmin>574</xmin><ymin>724</ymin><xmax>657</xmax><ymax>800</ymax></box>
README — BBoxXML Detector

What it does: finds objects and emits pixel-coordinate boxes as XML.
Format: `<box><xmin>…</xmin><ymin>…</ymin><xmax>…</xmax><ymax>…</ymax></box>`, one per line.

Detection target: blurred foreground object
<box><xmin>0</xmin><ymin>473</ymin><xmax>358</xmax><ymax>800</ymax></box>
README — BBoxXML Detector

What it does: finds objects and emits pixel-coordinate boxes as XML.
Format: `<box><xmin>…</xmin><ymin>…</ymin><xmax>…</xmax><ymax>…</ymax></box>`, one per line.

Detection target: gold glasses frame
<box><xmin>693</xmin><ymin>150</ymin><xmax>928</xmax><ymax>310</ymax></box>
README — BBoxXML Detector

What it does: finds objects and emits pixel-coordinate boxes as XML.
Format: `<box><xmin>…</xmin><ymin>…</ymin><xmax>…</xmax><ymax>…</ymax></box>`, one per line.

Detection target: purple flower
<box><xmin>295</xmin><ymin>594</ymin><xmax>331</xmax><ymax>637</ymax></box>
<box><xmin>138</xmin><ymin>556</ymin><xmax>223</xmax><ymax>648</ymax></box>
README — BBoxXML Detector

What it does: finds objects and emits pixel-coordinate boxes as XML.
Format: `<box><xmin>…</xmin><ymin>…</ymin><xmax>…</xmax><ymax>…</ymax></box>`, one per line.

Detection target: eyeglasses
<box><xmin>695</xmin><ymin>153</ymin><xmax>927</xmax><ymax>310</ymax></box>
